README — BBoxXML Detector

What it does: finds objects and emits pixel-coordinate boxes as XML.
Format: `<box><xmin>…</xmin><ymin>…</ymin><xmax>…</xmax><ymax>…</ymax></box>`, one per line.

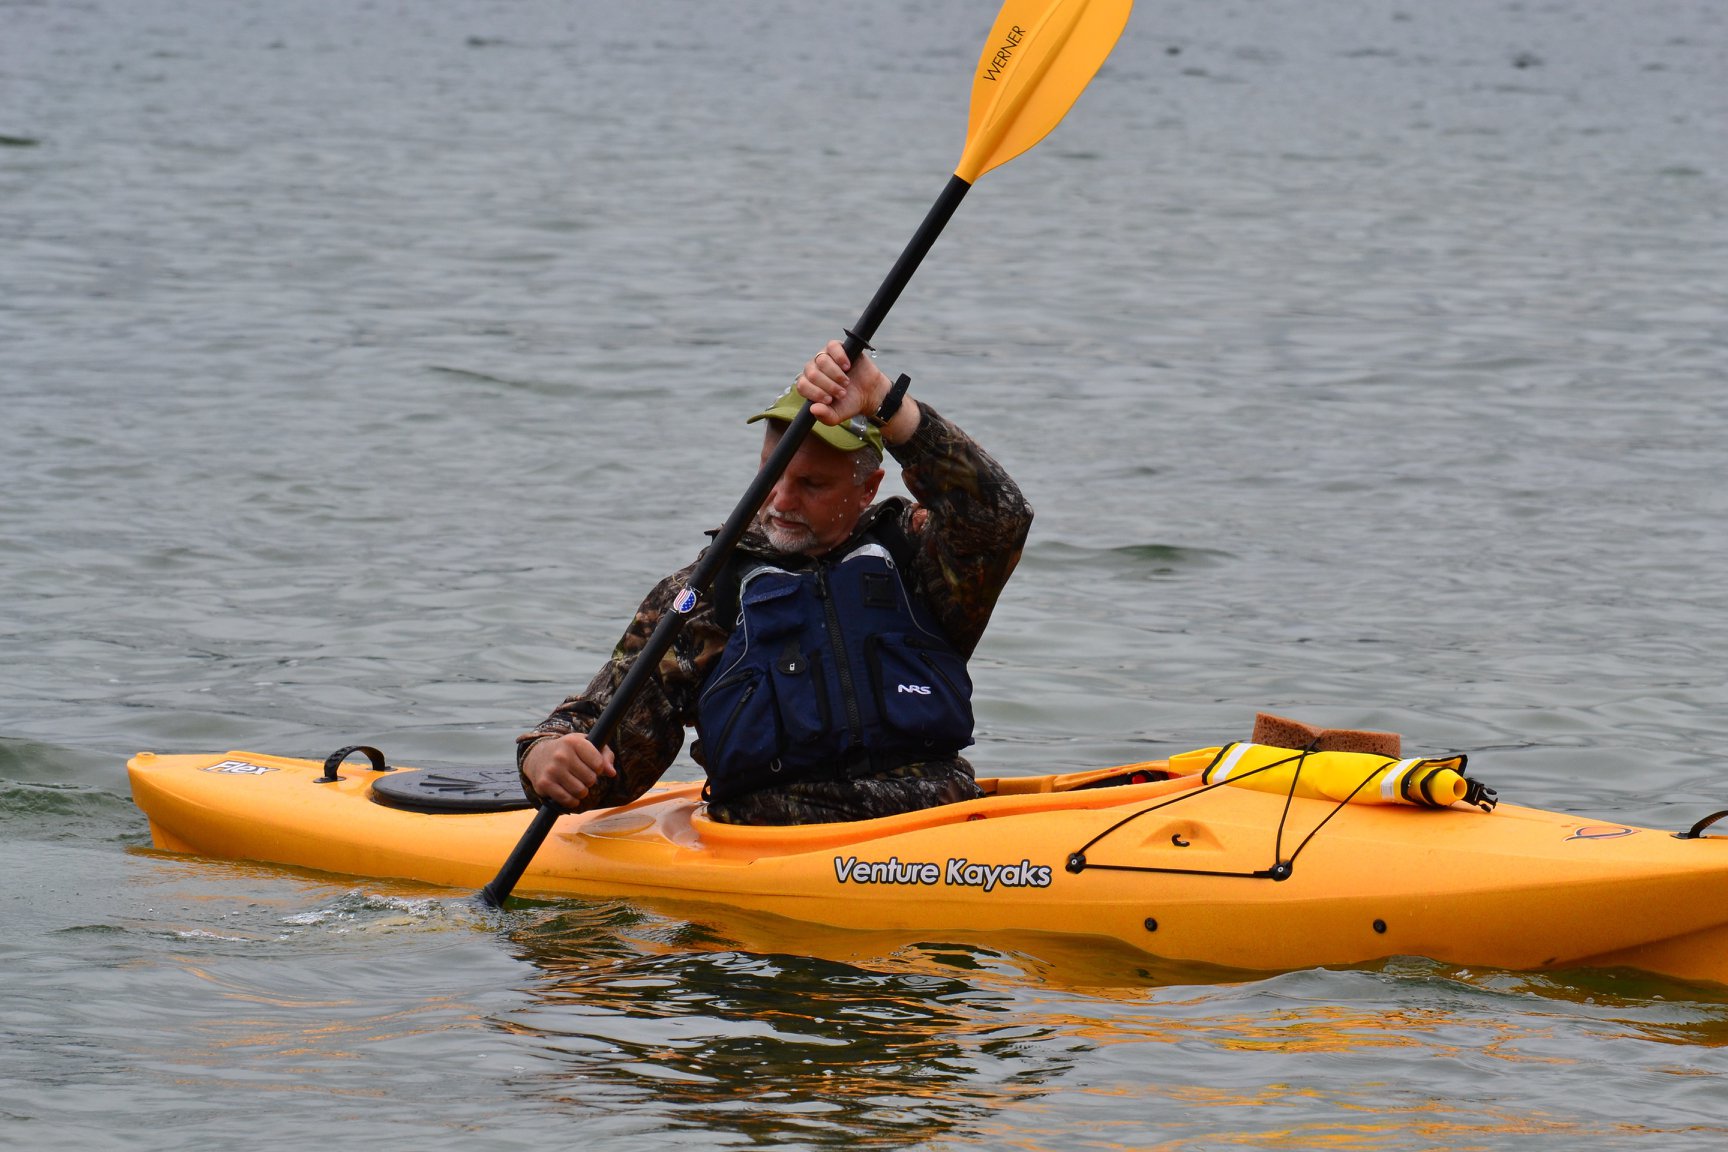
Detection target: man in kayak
<box><xmin>517</xmin><ymin>339</ymin><xmax>1032</xmax><ymax>824</ymax></box>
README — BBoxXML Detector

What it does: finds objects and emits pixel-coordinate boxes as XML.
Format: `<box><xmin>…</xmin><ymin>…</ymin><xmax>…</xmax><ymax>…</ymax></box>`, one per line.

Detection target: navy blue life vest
<box><xmin>695</xmin><ymin>534</ymin><xmax>974</xmax><ymax>802</ymax></box>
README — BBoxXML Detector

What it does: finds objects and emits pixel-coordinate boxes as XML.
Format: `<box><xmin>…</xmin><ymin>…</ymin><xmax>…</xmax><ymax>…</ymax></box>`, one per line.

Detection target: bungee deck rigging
<box><xmin>1062</xmin><ymin>742</ymin><xmax>1500</xmax><ymax>883</ymax></box>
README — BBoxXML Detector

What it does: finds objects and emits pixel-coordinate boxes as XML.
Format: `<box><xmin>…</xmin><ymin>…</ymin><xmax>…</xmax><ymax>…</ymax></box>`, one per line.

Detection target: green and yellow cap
<box><xmin>747</xmin><ymin>386</ymin><xmax>884</xmax><ymax>455</ymax></box>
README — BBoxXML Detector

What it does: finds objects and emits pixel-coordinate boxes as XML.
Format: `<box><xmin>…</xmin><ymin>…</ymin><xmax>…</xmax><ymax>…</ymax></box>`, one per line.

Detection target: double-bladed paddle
<box><xmin>481</xmin><ymin>0</ymin><xmax>1132</xmax><ymax>908</ymax></box>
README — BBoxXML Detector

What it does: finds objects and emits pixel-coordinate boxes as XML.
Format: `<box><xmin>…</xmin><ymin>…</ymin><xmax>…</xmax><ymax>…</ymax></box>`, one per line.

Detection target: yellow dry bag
<box><xmin>1169</xmin><ymin>742</ymin><xmax>1497</xmax><ymax>812</ymax></box>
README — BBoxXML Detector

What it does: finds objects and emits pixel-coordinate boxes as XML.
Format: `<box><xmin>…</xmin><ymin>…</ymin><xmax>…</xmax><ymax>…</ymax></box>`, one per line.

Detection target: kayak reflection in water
<box><xmin>518</xmin><ymin>339</ymin><xmax>1033</xmax><ymax>825</ymax></box>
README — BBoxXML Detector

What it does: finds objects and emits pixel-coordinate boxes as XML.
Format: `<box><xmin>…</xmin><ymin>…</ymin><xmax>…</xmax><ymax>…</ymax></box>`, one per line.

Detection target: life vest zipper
<box><xmin>918</xmin><ymin>649</ymin><xmax>964</xmax><ymax>700</ymax></box>
<box><xmin>815</xmin><ymin>563</ymin><xmax>864</xmax><ymax>746</ymax></box>
<box><xmin>713</xmin><ymin>676</ymin><xmax>758</xmax><ymax>762</ymax></box>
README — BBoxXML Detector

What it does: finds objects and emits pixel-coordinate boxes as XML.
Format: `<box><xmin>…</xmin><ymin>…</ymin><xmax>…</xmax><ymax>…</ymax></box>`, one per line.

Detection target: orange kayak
<box><xmin>127</xmin><ymin>747</ymin><xmax>1728</xmax><ymax>987</ymax></box>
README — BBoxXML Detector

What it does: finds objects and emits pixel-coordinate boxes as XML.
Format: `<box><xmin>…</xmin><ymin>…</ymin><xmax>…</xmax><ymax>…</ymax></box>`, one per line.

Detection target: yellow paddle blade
<box><xmin>957</xmin><ymin>0</ymin><xmax>1132</xmax><ymax>184</ymax></box>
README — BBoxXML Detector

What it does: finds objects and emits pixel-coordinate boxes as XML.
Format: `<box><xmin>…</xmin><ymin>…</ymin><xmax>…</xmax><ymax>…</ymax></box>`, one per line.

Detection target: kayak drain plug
<box><xmin>1373</xmin><ymin>919</ymin><xmax>1388</xmax><ymax>934</ymax></box>
<box><xmin>1144</xmin><ymin>918</ymin><xmax>1158</xmax><ymax>933</ymax></box>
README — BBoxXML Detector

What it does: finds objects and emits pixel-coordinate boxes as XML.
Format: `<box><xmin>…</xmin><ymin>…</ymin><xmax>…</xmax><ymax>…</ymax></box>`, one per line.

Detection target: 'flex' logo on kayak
<box><xmin>202</xmin><ymin>760</ymin><xmax>277</xmax><ymax>775</ymax></box>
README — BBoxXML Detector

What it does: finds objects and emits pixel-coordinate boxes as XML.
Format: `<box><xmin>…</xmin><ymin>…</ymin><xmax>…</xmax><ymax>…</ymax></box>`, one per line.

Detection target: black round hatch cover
<box><xmin>370</xmin><ymin>767</ymin><xmax>533</xmax><ymax>813</ymax></box>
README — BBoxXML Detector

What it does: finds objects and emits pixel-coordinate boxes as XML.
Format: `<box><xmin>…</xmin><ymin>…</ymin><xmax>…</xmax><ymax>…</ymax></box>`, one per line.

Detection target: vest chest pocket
<box><xmin>866</xmin><ymin>633</ymin><xmax>974</xmax><ymax>747</ymax></box>
<box><xmin>771</xmin><ymin>640</ymin><xmax>832</xmax><ymax>746</ymax></box>
<box><xmin>700</xmin><ymin>666</ymin><xmax>783</xmax><ymax>777</ymax></box>
<box><xmin>738</xmin><ymin>574</ymin><xmax>804</xmax><ymax>637</ymax></box>
<box><xmin>739</xmin><ymin>576</ymin><xmax>832</xmax><ymax>749</ymax></box>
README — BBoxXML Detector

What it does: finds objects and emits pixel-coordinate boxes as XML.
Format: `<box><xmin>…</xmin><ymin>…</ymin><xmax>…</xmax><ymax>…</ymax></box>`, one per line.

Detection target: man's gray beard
<box><xmin>758</xmin><ymin>513</ymin><xmax>817</xmax><ymax>555</ymax></box>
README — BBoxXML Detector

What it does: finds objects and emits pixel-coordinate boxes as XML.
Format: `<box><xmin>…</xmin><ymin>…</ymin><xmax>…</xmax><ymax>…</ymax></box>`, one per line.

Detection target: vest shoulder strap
<box><xmin>867</xmin><ymin>504</ymin><xmax>920</xmax><ymax>573</ymax></box>
<box><xmin>709</xmin><ymin>550</ymin><xmax>747</xmax><ymax>634</ymax></box>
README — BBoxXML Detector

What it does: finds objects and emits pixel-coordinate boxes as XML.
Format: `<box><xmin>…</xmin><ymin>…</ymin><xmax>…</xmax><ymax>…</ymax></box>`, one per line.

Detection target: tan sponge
<box><xmin>1251</xmin><ymin>712</ymin><xmax>1402</xmax><ymax>759</ymax></box>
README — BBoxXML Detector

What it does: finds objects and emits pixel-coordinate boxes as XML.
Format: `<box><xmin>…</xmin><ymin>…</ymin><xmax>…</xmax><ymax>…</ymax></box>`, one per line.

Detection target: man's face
<box><xmin>756</xmin><ymin>427</ymin><xmax>883</xmax><ymax>555</ymax></box>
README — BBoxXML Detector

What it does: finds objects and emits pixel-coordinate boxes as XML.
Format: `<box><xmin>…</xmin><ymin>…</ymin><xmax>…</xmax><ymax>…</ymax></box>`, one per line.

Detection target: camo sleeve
<box><xmin>515</xmin><ymin>564</ymin><xmax>732</xmax><ymax>811</ymax></box>
<box><xmin>889</xmin><ymin>403</ymin><xmax>1033</xmax><ymax>658</ymax></box>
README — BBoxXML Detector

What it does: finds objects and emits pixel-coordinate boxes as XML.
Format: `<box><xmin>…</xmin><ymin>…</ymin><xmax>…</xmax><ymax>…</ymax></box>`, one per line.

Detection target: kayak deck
<box><xmin>127</xmin><ymin>750</ymin><xmax>1728</xmax><ymax>987</ymax></box>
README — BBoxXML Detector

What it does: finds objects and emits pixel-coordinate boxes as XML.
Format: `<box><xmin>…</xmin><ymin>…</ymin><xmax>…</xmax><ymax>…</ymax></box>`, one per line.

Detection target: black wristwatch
<box><xmin>867</xmin><ymin>373</ymin><xmax>912</xmax><ymax>428</ymax></box>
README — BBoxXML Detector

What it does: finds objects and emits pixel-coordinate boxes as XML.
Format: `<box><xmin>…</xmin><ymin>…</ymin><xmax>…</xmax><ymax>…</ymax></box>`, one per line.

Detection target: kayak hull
<box><xmin>127</xmin><ymin>750</ymin><xmax>1728</xmax><ymax>986</ymax></box>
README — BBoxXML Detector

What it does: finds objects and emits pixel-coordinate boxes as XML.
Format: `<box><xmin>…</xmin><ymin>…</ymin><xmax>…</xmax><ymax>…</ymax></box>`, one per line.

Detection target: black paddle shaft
<box><xmin>479</xmin><ymin>174</ymin><xmax>972</xmax><ymax>908</ymax></box>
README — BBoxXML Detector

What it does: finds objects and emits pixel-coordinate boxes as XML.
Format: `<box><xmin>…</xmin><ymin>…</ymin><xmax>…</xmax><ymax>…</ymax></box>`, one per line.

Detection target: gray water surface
<box><xmin>4</xmin><ymin>1</ymin><xmax>1728</xmax><ymax>1148</ymax></box>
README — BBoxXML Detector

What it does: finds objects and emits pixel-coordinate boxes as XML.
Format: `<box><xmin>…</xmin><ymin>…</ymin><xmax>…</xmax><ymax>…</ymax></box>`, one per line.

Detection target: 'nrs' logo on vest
<box><xmin>897</xmin><ymin>683</ymin><xmax>931</xmax><ymax>695</ymax></box>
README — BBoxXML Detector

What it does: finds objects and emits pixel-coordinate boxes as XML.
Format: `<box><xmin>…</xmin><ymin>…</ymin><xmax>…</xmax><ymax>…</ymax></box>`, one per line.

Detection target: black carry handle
<box><xmin>316</xmin><ymin>744</ymin><xmax>391</xmax><ymax>783</ymax></box>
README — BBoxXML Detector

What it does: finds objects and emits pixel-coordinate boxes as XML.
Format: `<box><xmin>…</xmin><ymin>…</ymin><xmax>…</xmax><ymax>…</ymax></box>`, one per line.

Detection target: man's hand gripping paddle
<box><xmin>481</xmin><ymin>0</ymin><xmax>1133</xmax><ymax>908</ymax></box>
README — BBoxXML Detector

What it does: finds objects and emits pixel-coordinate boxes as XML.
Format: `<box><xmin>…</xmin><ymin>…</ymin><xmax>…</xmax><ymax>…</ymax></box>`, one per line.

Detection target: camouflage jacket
<box><xmin>516</xmin><ymin>402</ymin><xmax>1033</xmax><ymax>811</ymax></box>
